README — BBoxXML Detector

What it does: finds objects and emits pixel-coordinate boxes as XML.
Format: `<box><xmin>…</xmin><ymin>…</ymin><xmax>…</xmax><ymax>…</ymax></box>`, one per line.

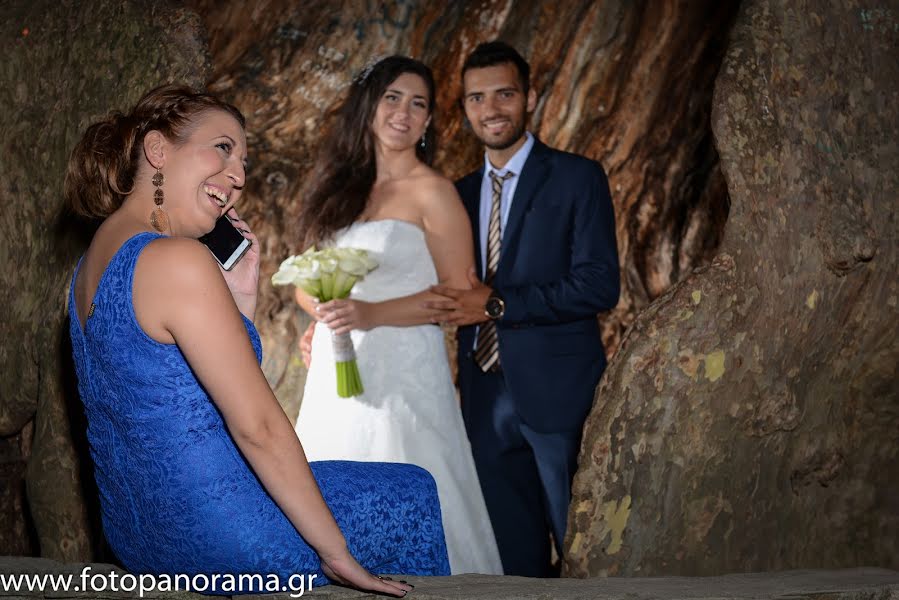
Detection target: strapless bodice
<box><xmin>333</xmin><ymin>219</ymin><xmax>436</xmax><ymax>302</ymax></box>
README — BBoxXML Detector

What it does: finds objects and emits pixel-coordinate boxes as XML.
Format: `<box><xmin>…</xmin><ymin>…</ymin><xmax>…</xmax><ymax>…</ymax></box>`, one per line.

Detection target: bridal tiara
<box><xmin>354</xmin><ymin>53</ymin><xmax>419</xmax><ymax>85</ymax></box>
<box><xmin>354</xmin><ymin>54</ymin><xmax>389</xmax><ymax>84</ymax></box>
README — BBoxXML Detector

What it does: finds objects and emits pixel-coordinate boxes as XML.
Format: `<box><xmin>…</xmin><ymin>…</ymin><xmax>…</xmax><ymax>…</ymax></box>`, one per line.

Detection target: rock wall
<box><xmin>566</xmin><ymin>0</ymin><xmax>899</xmax><ymax>576</ymax></box>
<box><xmin>0</xmin><ymin>0</ymin><xmax>211</xmax><ymax>559</ymax></box>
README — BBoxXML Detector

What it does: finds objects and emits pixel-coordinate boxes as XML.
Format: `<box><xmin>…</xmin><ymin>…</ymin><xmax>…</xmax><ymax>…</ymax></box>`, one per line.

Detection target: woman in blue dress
<box><xmin>64</xmin><ymin>84</ymin><xmax>449</xmax><ymax>596</ymax></box>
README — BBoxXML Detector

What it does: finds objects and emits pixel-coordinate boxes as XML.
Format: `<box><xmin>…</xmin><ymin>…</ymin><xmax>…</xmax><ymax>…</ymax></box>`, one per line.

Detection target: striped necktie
<box><xmin>475</xmin><ymin>170</ymin><xmax>514</xmax><ymax>372</ymax></box>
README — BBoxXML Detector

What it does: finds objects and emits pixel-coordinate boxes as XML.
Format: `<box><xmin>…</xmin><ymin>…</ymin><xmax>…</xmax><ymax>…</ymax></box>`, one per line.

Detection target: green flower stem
<box><xmin>320</xmin><ymin>271</ymin><xmax>336</xmax><ymax>300</ymax></box>
<box><xmin>333</xmin><ymin>272</ymin><xmax>358</xmax><ymax>299</ymax></box>
<box><xmin>335</xmin><ymin>360</ymin><xmax>364</xmax><ymax>398</ymax></box>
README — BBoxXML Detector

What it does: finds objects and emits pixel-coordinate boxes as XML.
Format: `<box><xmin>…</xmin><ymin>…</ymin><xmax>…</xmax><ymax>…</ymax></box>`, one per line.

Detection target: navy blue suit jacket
<box><xmin>455</xmin><ymin>139</ymin><xmax>620</xmax><ymax>433</ymax></box>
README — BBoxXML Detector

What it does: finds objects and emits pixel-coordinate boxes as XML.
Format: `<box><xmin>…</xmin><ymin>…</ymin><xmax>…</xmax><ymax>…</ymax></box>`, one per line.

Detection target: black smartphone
<box><xmin>198</xmin><ymin>215</ymin><xmax>252</xmax><ymax>270</ymax></box>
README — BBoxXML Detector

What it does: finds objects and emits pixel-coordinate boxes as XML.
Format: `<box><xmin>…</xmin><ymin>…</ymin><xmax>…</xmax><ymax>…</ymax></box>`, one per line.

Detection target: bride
<box><xmin>293</xmin><ymin>56</ymin><xmax>503</xmax><ymax>575</ymax></box>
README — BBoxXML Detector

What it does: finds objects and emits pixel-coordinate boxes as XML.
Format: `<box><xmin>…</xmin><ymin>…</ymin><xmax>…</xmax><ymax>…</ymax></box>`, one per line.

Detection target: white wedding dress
<box><xmin>295</xmin><ymin>219</ymin><xmax>503</xmax><ymax>575</ymax></box>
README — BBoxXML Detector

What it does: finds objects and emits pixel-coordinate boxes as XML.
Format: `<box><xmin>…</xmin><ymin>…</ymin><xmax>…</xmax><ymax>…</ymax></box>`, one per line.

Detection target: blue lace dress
<box><xmin>68</xmin><ymin>233</ymin><xmax>450</xmax><ymax>593</ymax></box>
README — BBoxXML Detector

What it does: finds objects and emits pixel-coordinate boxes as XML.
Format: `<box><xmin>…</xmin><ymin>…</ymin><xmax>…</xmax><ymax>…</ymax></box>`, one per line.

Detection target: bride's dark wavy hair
<box><xmin>298</xmin><ymin>56</ymin><xmax>436</xmax><ymax>248</ymax></box>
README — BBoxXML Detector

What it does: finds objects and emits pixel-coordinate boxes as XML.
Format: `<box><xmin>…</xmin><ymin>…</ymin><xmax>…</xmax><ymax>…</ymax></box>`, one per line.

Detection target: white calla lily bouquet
<box><xmin>272</xmin><ymin>247</ymin><xmax>378</xmax><ymax>397</ymax></box>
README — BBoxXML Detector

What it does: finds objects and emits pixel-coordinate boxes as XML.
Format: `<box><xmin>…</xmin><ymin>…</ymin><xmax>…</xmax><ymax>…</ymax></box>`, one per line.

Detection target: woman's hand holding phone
<box><xmin>220</xmin><ymin>208</ymin><xmax>261</xmax><ymax>321</ymax></box>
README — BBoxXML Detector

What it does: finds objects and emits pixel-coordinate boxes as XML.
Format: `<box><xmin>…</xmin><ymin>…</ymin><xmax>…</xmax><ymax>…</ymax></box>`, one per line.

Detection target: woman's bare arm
<box><xmin>132</xmin><ymin>238</ymin><xmax>409</xmax><ymax>597</ymax></box>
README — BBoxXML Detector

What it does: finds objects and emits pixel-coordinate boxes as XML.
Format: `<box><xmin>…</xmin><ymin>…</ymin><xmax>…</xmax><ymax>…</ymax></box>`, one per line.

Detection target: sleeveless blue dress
<box><xmin>68</xmin><ymin>233</ymin><xmax>450</xmax><ymax>593</ymax></box>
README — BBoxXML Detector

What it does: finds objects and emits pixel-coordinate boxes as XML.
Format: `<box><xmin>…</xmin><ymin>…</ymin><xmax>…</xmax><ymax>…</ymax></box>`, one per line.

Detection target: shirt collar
<box><xmin>482</xmin><ymin>132</ymin><xmax>535</xmax><ymax>179</ymax></box>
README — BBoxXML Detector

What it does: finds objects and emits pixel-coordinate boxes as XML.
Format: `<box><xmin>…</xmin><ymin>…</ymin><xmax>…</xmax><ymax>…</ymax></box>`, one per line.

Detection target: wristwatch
<box><xmin>485</xmin><ymin>291</ymin><xmax>505</xmax><ymax>320</ymax></box>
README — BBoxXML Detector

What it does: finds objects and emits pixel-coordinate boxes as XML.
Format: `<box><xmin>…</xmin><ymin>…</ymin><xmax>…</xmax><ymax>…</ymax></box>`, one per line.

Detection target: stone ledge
<box><xmin>0</xmin><ymin>558</ymin><xmax>896</xmax><ymax>600</ymax></box>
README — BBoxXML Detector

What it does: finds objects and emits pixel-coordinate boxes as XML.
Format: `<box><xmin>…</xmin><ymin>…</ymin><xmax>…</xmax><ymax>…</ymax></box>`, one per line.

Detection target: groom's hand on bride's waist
<box><xmin>424</xmin><ymin>269</ymin><xmax>492</xmax><ymax>327</ymax></box>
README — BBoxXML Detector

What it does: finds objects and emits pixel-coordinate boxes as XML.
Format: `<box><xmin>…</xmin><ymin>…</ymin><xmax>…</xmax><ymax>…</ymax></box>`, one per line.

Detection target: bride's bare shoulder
<box><xmin>407</xmin><ymin>166</ymin><xmax>461</xmax><ymax>204</ymax></box>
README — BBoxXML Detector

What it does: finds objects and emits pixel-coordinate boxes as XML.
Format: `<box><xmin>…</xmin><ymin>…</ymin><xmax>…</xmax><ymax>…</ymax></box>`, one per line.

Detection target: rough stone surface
<box><xmin>0</xmin><ymin>559</ymin><xmax>897</xmax><ymax>599</ymax></box>
<box><xmin>0</xmin><ymin>422</ymin><xmax>35</xmax><ymax>556</ymax></box>
<box><xmin>183</xmin><ymin>0</ymin><xmax>736</xmax><ymax>422</ymax></box>
<box><xmin>567</xmin><ymin>0</ymin><xmax>899</xmax><ymax>578</ymax></box>
<box><xmin>0</xmin><ymin>0</ymin><xmax>211</xmax><ymax>559</ymax></box>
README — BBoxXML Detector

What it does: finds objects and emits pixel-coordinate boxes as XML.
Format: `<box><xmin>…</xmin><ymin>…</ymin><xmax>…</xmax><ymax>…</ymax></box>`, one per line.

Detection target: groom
<box><xmin>426</xmin><ymin>41</ymin><xmax>620</xmax><ymax>577</ymax></box>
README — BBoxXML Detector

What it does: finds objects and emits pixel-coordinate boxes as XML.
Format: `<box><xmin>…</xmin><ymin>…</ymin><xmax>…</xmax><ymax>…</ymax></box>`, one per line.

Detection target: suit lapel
<box><xmin>458</xmin><ymin>169</ymin><xmax>484</xmax><ymax>278</ymax></box>
<box><xmin>500</xmin><ymin>140</ymin><xmax>552</xmax><ymax>273</ymax></box>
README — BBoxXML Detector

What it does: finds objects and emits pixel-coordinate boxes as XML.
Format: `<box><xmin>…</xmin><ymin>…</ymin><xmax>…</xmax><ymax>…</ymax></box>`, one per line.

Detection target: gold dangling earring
<box><xmin>149</xmin><ymin>168</ymin><xmax>169</xmax><ymax>232</ymax></box>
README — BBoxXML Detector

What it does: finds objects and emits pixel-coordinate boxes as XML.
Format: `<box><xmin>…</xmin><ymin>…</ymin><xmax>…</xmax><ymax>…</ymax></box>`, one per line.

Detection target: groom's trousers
<box><xmin>461</xmin><ymin>362</ymin><xmax>582</xmax><ymax>577</ymax></box>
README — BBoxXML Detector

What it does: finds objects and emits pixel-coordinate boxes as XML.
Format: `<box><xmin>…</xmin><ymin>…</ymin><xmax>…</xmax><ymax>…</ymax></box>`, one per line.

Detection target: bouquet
<box><xmin>272</xmin><ymin>247</ymin><xmax>378</xmax><ymax>397</ymax></box>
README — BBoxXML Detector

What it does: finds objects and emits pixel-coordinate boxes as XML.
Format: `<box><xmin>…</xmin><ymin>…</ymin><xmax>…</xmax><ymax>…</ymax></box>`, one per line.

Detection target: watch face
<box><xmin>486</xmin><ymin>297</ymin><xmax>503</xmax><ymax>318</ymax></box>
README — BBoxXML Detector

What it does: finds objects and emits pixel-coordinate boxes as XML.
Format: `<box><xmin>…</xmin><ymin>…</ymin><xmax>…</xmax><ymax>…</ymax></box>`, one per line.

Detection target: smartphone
<box><xmin>199</xmin><ymin>215</ymin><xmax>252</xmax><ymax>270</ymax></box>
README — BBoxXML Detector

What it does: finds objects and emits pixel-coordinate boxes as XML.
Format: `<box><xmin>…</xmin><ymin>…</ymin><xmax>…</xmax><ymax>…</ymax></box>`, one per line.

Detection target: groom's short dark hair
<box><xmin>462</xmin><ymin>41</ymin><xmax>530</xmax><ymax>95</ymax></box>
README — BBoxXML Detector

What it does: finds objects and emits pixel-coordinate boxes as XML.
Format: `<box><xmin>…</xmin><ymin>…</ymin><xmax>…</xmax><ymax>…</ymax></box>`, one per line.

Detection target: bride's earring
<box><xmin>420</xmin><ymin>119</ymin><xmax>431</xmax><ymax>151</ymax></box>
<box><xmin>150</xmin><ymin>168</ymin><xmax>169</xmax><ymax>232</ymax></box>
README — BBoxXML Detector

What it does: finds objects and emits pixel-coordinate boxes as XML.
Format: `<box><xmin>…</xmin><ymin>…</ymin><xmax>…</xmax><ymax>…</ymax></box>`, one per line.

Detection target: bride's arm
<box><xmin>317</xmin><ymin>178</ymin><xmax>475</xmax><ymax>334</ymax></box>
<box><xmin>420</xmin><ymin>176</ymin><xmax>476</xmax><ymax>290</ymax></box>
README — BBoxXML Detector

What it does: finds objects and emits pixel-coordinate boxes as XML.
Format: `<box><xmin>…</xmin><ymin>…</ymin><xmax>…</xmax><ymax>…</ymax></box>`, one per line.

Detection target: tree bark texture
<box><xmin>566</xmin><ymin>0</ymin><xmax>898</xmax><ymax>577</ymax></box>
<box><xmin>184</xmin><ymin>0</ymin><xmax>736</xmax><ymax>421</ymax></box>
<box><xmin>0</xmin><ymin>0</ymin><xmax>211</xmax><ymax>559</ymax></box>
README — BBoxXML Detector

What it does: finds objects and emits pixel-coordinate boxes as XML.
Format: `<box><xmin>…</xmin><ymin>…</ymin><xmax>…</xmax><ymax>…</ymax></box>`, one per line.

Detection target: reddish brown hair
<box><xmin>64</xmin><ymin>84</ymin><xmax>245</xmax><ymax>219</ymax></box>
